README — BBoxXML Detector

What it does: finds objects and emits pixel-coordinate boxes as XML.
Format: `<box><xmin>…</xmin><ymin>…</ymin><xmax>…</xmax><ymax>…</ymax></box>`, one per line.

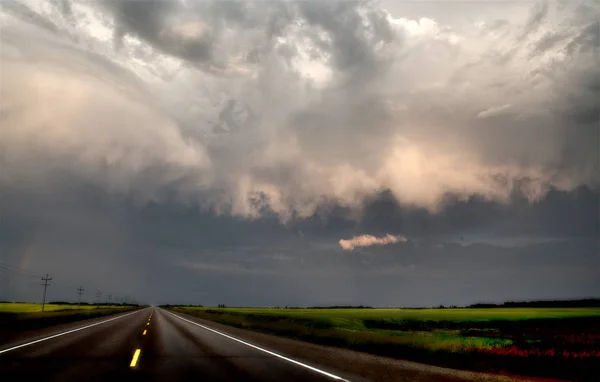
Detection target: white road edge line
<box><xmin>0</xmin><ymin>308</ymin><xmax>148</xmax><ymax>355</ymax></box>
<box><xmin>165</xmin><ymin>309</ymin><xmax>349</xmax><ymax>381</ymax></box>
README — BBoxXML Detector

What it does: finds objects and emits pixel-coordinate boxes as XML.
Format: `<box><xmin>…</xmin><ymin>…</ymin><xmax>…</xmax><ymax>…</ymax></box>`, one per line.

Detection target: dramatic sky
<box><xmin>1</xmin><ymin>0</ymin><xmax>598</xmax><ymax>307</ymax></box>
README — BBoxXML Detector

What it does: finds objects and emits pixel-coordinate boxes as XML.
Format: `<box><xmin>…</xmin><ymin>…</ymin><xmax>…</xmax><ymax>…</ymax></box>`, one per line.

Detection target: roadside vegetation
<box><xmin>0</xmin><ymin>302</ymin><xmax>142</xmax><ymax>342</ymax></box>
<box><xmin>0</xmin><ymin>302</ymin><xmax>130</xmax><ymax>313</ymax></box>
<box><xmin>169</xmin><ymin>305</ymin><xmax>600</xmax><ymax>381</ymax></box>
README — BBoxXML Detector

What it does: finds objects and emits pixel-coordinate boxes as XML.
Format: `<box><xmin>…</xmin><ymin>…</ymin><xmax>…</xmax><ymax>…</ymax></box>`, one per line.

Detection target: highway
<box><xmin>0</xmin><ymin>307</ymin><xmax>536</xmax><ymax>382</ymax></box>
<box><xmin>0</xmin><ymin>307</ymin><xmax>351</xmax><ymax>381</ymax></box>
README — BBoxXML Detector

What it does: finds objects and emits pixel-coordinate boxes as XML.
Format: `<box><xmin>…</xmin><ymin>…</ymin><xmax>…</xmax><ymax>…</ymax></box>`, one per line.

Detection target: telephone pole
<box><xmin>77</xmin><ymin>286</ymin><xmax>84</xmax><ymax>308</ymax></box>
<box><xmin>96</xmin><ymin>290</ymin><xmax>101</xmax><ymax>304</ymax></box>
<box><xmin>41</xmin><ymin>274</ymin><xmax>52</xmax><ymax>312</ymax></box>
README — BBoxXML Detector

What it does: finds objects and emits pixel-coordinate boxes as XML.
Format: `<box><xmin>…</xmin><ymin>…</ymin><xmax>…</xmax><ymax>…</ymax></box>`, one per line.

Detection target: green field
<box><xmin>0</xmin><ymin>303</ymin><xmax>128</xmax><ymax>313</ymax></box>
<box><xmin>182</xmin><ymin>307</ymin><xmax>600</xmax><ymax>324</ymax></box>
<box><xmin>170</xmin><ymin>306</ymin><xmax>600</xmax><ymax>380</ymax></box>
<box><xmin>0</xmin><ymin>303</ymin><xmax>140</xmax><ymax>342</ymax></box>
<box><xmin>172</xmin><ymin>306</ymin><xmax>600</xmax><ymax>351</ymax></box>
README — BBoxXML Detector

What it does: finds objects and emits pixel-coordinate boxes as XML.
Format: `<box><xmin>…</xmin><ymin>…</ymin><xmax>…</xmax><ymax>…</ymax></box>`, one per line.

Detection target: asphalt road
<box><xmin>0</xmin><ymin>308</ymin><xmax>538</xmax><ymax>382</ymax></box>
<box><xmin>0</xmin><ymin>307</ymin><xmax>354</xmax><ymax>382</ymax></box>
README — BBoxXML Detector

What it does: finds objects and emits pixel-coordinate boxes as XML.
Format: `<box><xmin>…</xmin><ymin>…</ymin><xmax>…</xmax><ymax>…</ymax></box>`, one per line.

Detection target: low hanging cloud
<box><xmin>339</xmin><ymin>234</ymin><xmax>408</xmax><ymax>251</ymax></box>
<box><xmin>0</xmin><ymin>0</ymin><xmax>598</xmax><ymax>222</ymax></box>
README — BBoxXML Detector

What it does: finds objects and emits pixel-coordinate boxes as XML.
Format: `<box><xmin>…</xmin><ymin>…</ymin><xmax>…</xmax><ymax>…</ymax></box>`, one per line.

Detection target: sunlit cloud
<box><xmin>339</xmin><ymin>234</ymin><xmax>408</xmax><ymax>251</ymax></box>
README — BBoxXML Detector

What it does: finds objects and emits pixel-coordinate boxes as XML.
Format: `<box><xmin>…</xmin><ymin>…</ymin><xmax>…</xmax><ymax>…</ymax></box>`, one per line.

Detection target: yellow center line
<box><xmin>129</xmin><ymin>349</ymin><xmax>141</xmax><ymax>367</ymax></box>
<box><xmin>143</xmin><ymin>330</ymin><xmax>147</xmax><ymax>335</ymax></box>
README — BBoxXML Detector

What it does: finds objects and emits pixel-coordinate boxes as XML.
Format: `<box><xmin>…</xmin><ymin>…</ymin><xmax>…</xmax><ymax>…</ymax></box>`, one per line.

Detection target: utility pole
<box><xmin>41</xmin><ymin>274</ymin><xmax>52</xmax><ymax>312</ymax></box>
<box><xmin>96</xmin><ymin>290</ymin><xmax>101</xmax><ymax>304</ymax></box>
<box><xmin>108</xmin><ymin>294</ymin><xmax>112</xmax><ymax>303</ymax></box>
<box><xmin>77</xmin><ymin>286</ymin><xmax>84</xmax><ymax>308</ymax></box>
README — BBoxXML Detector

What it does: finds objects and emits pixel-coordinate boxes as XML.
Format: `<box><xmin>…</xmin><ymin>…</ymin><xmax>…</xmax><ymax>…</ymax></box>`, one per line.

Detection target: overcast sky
<box><xmin>0</xmin><ymin>0</ymin><xmax>598</xmax><ymax>307</ymax></box>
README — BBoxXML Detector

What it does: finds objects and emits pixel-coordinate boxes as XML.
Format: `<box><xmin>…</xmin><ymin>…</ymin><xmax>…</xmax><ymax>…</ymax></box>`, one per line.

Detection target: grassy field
<box><xmin>0</xmin><ymin>303</ymin><xmax>140</xmax><ymax>342</ymax></box>
<box><xmin>179</xmin><ymin>306</ymin><xmax>600</xmax><ymax>322</ymax></box>
<box><xmin>170</xmin><ymin>306</ymin><xmax>600</xmax><ymax>381</ymax></box>
<box><xmin>0</xmin><ymin>303</ymin><xmax>128</xmax><ymax>313</ymax></box>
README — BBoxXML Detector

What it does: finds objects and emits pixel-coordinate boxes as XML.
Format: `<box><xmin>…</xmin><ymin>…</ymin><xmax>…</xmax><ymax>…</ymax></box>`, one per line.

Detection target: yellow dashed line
<box><xmin>129</xmin><ymin>349</ymin><xmax>141</xmax><ymax>367</ymax></box>
<box><xmin>143</xmin><ymin>330</ymin><xmax>147</xmax><ymax>335</ymax></box>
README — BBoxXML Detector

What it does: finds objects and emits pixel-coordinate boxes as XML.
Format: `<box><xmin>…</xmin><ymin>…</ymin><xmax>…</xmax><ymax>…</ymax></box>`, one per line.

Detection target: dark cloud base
<box><xmin>1</xmin><ymin>181</ymin><xmax>598</xmax><ymax>306</ymax></box>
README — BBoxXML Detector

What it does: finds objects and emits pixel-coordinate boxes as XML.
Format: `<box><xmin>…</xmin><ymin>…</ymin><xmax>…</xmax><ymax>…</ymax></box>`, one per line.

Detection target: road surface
<box><xmin>0</xmin><ymin>308</ymin><xmax>349</xmax><ymax>381</ymax></box>
<box><xmin>0</xmin><ymin>307</ymin><xmax>537</xmax><ymax>382</ymax></box>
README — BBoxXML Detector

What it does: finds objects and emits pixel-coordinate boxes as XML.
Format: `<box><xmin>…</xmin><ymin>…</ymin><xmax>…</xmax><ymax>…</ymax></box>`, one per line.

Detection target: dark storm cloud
<box><xmin>1</xmin><ymin>1</ymin><xmax>599</xmax><ymax>306</ymax></box>
<box><xmin>108</xmin><ymin>0</ymin><xmax>213</xmax><ymax>62</ymax></box>
<box><xmin>3</xmin><ymin>0</ymin><xmax>598</xmax><ymax>219</ymax></box>
<box><xmin>297</xmin><ymin>0</ymin><xmax>396</xmax><ymax>75</ymax></box>
<box><xmin>1</xmin><ymin>175</ymin><xmax>598</xmax><ymax>306</ymax></box>
<box><xmin>106</xmin><ymin>0</ymin><xmax>296</xmax><ymax>72</ymax></box>
<box><xmin>292</xmin><ymin>186</ymin><xmax>599</xmax><ymax>240</ymax></box>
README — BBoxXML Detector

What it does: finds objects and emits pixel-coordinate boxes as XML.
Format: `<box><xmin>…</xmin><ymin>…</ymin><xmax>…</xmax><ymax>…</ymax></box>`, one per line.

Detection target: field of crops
<box><xmin>0</xmin><ymin>303</ymin><xmax>139</xmax><ymax>345</ymax></box>
<box><xmin>0</xmin><ymin>303</ymin><xmax>127</xmax><ymax>313</ymax></box>
<box><xmin>171</xmin><ymin>306</ymin><xmax>600</xmax><ymax>380</ymax></box>
<box><xmin>183</xmin><ymin>306</ymin><xmax>599</xmax><ymax>322</ymax></box>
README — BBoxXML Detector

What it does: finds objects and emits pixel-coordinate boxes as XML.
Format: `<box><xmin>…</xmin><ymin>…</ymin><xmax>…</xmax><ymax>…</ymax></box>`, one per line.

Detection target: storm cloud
<box><xmin>0</xmin><ymin>1</ymin><xmax>598</xmax><ymax>306</ymax></box>
<box><xmin>2</xmin><ymin>0</ymin><xmax>598</xmax><ymax>219</ymax></box>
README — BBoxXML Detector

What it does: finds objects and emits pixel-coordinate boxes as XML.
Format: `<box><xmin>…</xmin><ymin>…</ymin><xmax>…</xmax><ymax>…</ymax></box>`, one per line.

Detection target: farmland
<box><xmin>0</xmin><ymin>302</ymin><xmax>140</xmax><ymax>343</ymax></box>
<box><xmin>0</xmin><ymin>303</ymin><xmax>128</xmax><ymax>313</ymax></box>
<box><xmin>169</xmin><ymin>306</ymin><xmax>600</xmax><ymax>380</ymax></box>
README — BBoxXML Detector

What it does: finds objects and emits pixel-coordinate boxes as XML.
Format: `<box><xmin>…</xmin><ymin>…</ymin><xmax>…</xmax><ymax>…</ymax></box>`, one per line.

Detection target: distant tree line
<box><xmin>468</xmin><ymin>299</ymin><xmax>600</xmax><ymax>308</ymax></box>
<box><xmin>288</xmin><ymin>305</ymin><xmax>374</xmax><ymax>309</ymax></box>
<box><xmin>156</xmin><ymin>299</ymin><xmax>600</xmax><ymax>309</ymax></box>
<box><xmin>158</xmin><ymin>304</ymin><xmax>204</xmax><ymax>308</ymax></box>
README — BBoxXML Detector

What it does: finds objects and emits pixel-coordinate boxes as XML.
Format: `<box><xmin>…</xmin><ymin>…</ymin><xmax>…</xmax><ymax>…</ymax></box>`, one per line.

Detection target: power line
<box><xmin>0</xmin><ymin>262</ymin><xmax>81</xmax><ymax>290</ymax></box>
<box><xmin>1</xmin><ymin>262</ymin><xmax>134</xmax><ymax>305</ymax></box>
<box><xmin>0</xmin><ymin>269</ymin><xmax>39</xmax><ymax>280</ymax></box>
<box><xmin>41</xmin><ymin>274</ymin><xmax>52</xmax><ymax>312</ymax></box>
<box><xmin>0</xmin><ymin>262</ymin><xmax>43</xmax><ymax>277</ymax></box>
<box><xmin>0</xmin><ymin>264</ymin><xmax>42</xmax><ymax>279</ymax></box>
